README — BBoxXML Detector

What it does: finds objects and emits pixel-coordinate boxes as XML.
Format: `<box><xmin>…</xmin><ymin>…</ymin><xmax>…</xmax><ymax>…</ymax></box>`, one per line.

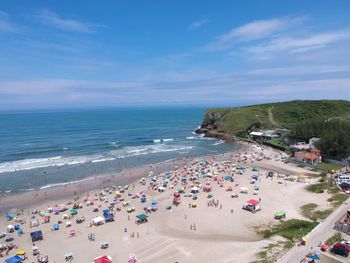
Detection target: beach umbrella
<box><xmin>6</xmin><ymin>214</ymin><xmax>14</xmax><ymax>221</ymax></box>
<box><xmin>16</xmin><ymin>250</ymin><xmax>25</xmax><ymax>255</ymax></box>
<box><xmin>94</xmin><ymin>255</ymin><xmax>113</xmax><ymax>263</ymax></box>
<box><xmin>69</xmin><ymin>209</ymin><xmax>77</xmax><ymax>215</ymax></box>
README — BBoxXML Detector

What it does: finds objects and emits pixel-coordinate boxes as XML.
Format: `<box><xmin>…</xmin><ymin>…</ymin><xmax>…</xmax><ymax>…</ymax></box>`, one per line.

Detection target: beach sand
<box><xmin>0</xmin><ymin>144</ymin><xmax>332</xmax><ymax>262</ymax></box>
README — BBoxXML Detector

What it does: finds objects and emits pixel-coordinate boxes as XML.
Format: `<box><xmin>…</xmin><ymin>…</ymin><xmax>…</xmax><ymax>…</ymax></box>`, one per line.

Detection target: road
<box><xmin>278</xmin><ymin>197</ymin><xmax>350</xmax><ymax>263</ymax></box>
<box><xmin>267</xmin><ymin>106</ymin><xmax>278</xmax><ymax>126</ymax></box>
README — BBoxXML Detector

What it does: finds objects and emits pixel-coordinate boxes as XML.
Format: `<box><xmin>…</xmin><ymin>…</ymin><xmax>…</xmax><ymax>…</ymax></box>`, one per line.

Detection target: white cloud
<box><xmin>189</xmin><ymin>19</ymin><xmax>209</xmax><ymax>30</ymax></box>
<box><xmin>246</xmin><ymin>30</ymin><xmax>350</xmax><ymax>55</ymax></box>
<box><xmin>35</xmin><ymin>9</ymin><xmax>101</xmax><ymax>33</ymax></box>
<box><xmin>206</xmin><ymin>16</ymin><xmax>305</xmax><ymax>51</ymax></box>
<box><xmin>0</xmin><ymin>10</ymin><xmax>19</xmax><ymax>32</ymax></box>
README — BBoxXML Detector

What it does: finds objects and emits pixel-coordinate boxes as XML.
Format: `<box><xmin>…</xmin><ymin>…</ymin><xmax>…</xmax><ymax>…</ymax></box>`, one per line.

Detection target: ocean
<box><xmin>0</xmin><ymin>107</ymin><xmax>239</xmax><ymax>192</ymax></box>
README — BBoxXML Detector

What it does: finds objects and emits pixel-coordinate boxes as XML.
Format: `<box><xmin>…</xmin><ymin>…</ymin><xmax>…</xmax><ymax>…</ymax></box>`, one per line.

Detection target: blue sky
<box><xmin>0</xmin><ymin>1</ymin><xmax>350</xmax><ymax>109</ymax></box>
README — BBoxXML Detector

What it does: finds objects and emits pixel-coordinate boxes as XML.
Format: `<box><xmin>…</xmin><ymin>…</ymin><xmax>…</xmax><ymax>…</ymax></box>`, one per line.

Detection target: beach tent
<box><xmin>94</xmin><ymin>255</ymin><xmax>113</xmax><ymax>263</ymax></box>
<box><xmin>53</xmin><ymin>224</ymin><xmax>59</xmax><ymax>230</ymax></box>
<box><xmin>240</xmin><ymin>187</ymin><xmax>248</xmax><ymax>193</ymax></box>
<box><xmin>69</xmin><ymin>209</ymin><xmax>78</xmax><ymax>215</ymax></box>
<box><xmin>30</xmin><ymin>230</ymin><xmax>43</xmax><ymax>242</ymax></box>
<box><xmin>242</xmin><ymin>199</ymin><xmax>261</xmax><ymax>213</ymax></box>
<box><xmin>93</xmin><ymin>216</ymin><xmax>105</xmax><ymax>226</ymax></box>
<box><xmin>16</xmin><ymin>250</ymin><xmax>26</xmax><ymax>260</ymax></box>
<box><xmin>104</xmin><ymin>214</ymin><xmax>114</xmax><ymax>222</ymax></box>
<box><xmin>274</xmin><ymin>211</ymin><xmax>286</xmax><ymax>219</ymax></box>
<box><xmin>7</xmin><ymin>225</ymin><xmax>14</xmax><ymax>233</ymax></box>
<box><xmin>190</xmin><ymin>186</ymin><xmax>200</xmax><ymax>193</ymax></box>
<box><xmin>5</xmin><ymin>255</ymin><xmax>22</xmax><ymax>263</ymax></box>
<box><xmin>151</xmin><ymin>199</ymin><xmax>158</xmax><ymax>205</ymax></box>
<box><xmin>136</xmin><ymin>214</ymin><xmax>149</xmax><ymax>223</ymax></box>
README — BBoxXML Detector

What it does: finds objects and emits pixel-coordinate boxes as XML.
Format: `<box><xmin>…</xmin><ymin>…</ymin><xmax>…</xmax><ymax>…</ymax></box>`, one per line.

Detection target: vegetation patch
<box><xmin>306</xmin><ymin>182</ymin><xmax>327</xmax><ymax>193</ymax></box>
<box><xmin>316</xmin><ymin>163</ymin><xmax>344</xmax><ymax>172</ymax></box>
<box><xmin>259</xmin><ymin>219</ymin><xmax>318</xmax><ymax>240</ymax></box>
<box><xmin>328</xmin><ymin>193</ymin><xmax>349</xmax><ymax>207</ymax></box>
<box><xmin>306</xmin><ymin>177</ymin><xmax>339</xmax><ymax>194</ymax></box>
<box><xmin>251</xmin><ymin>240</ymin><xmax>294</xmax><ymax>263</ymax></box>
<box><xmin>300</xmin><ymin>203</ymin><xmax>333</xmax><ymax>221</ymax></box>
<box><xmin>325</xmin><ymin>232</ymin><xmax>342</xmax><ymax>246</ymax></box>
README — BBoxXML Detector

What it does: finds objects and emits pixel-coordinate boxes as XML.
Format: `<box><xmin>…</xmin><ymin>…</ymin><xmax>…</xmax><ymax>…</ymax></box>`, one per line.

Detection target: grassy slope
<box><xmin>205</xmin><ymin>100</ymin><xmax>350</xmax><ymax>136</ymax></box>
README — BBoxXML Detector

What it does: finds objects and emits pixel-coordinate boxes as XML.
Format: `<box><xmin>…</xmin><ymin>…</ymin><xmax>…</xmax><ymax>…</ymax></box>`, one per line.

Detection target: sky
<box><xmin>0</xmin><ymin>0</ymin><xmax>350</xmax><ymax>110</ymax></box>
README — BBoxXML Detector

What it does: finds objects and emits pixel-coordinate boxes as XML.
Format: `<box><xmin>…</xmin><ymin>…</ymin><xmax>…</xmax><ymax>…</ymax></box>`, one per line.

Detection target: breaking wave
<box><xmin>153</xmin><ymin>138</ymin><xmax>174</xmax><ymax>143</ymax></box>
<box><xmin>0</xmin><ymin>144</ymin><xmax>193</xmax><ymax>174</ymax></box>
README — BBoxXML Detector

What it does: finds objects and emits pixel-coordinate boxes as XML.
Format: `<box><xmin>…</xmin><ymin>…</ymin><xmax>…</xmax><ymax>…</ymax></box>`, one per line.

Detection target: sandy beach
<box><xmin>0</xmin><ymin>143</ymin><xmax>332</xmax><ymax>263</ymax></box>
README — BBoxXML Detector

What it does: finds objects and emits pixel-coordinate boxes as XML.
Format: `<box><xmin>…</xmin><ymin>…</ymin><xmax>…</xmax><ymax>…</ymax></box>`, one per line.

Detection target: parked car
<box><xmin>333</xmin><ymin>243</ymin><xmax>350</xmax><ymax>252</ymax></box>
<box><xmin>331</xmin><ymin>246</ymin><xmax>349</xmax><ymax>257</ymax></box>
<box><xmin>342</xmin><ymin>188</ymin><xmax>350</xmax><ymax>194</ymax></box>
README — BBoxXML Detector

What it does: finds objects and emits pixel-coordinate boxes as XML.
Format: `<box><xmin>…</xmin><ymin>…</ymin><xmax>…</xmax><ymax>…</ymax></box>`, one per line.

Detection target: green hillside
<box><xmin>201</xmin><ymin>100</ymin><xmax>350</xmax><ymax>137</ymax></box>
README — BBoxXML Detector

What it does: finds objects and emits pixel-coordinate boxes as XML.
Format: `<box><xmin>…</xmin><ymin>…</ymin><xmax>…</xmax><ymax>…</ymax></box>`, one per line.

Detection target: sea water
<box><xmin>0</xmin><ymin>107</ymin><xmax>239</xmax><ymax>192</ymax></box>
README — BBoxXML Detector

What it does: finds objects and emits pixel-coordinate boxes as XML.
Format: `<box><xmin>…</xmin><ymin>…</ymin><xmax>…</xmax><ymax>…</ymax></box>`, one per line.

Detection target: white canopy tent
<box><xmin>92</xmin><ymin>216</ymin><xmax>105</xmax><ymax>226</ymax></box>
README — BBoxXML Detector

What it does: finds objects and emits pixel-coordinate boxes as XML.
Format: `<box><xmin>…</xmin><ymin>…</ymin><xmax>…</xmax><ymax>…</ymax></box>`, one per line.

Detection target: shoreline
<box><xmin>0</xmin><ymin>157</ymin><xmax>184</xmax><ymax>213</ymax></box>
<box><xmin>0</xmin><ymin>142</ymin><xmax>249</xmax><ymax>213</ymax></box>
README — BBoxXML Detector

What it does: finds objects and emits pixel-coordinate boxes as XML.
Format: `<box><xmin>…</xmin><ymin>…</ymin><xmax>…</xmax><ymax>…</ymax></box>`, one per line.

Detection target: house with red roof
<box><xmin>295</xmin><ymin>149</ymin><xmax>321</xmax><ymax>165</ymax></box>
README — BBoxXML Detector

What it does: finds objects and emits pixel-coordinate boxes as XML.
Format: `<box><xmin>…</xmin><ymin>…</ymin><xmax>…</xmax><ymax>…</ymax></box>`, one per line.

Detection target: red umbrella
<box><xmin>94</xmin><ymin>255</ymin><xmax>112</xmax><ymax>263</ymax></box>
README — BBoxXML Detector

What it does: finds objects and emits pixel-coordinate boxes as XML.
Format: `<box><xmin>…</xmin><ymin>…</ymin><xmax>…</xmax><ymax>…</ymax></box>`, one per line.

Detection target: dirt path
<box><xmin>268</xmin><ymin>106</ymin><xmax>278</xmax><ymax>126</ymax></box>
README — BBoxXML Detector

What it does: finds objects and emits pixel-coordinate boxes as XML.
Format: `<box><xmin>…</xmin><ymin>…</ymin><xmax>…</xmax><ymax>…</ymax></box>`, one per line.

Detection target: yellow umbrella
<box><xmin>16</xmin><ymin>250</ymin><xmax>26</xmax><ymax>255</ymax></box>
<box><xmin>302</xmin><ymin>236</ymin><xmax>307</xmax><ymax>242</ymax></box>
